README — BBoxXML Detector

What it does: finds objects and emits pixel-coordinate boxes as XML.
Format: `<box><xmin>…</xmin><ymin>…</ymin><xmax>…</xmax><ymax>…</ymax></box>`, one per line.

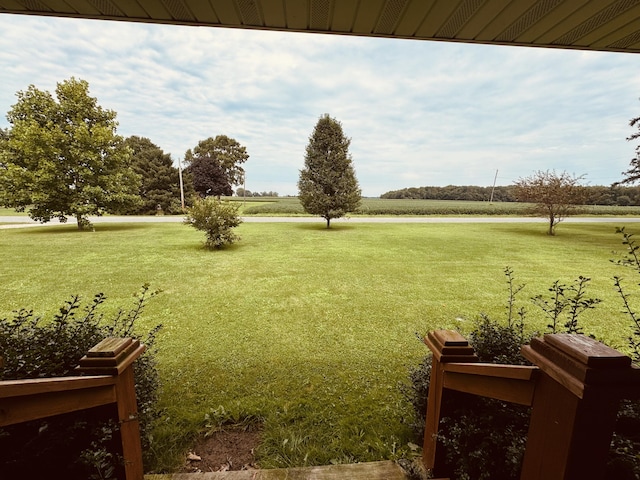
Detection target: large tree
<box><xmin>298</xmin><ymin>114</ymin><xmax>361</xmax><ymax>228</ymax></box>
<box><xmin>513</xmin><ymin>170</ymin><xmax>586</xmax><ymax>235</ymax></box>
<box><xmin>185</xmin><ymin>155</ymin><xmax>233</xmax><ymax>198</ymax></box>
<box><xmin>184</xmin><ymin>135</ymin><xmax>248</xmax><ymax>197</ymax></box>
<box><xmin>124</xmin><ymin>136</ymin><xmax>191</xmax><ymax>214</ymax></box>
<box><xmin>0</xmin><ymin>78</ymin><xmax>140</xmax><ymax>229</ymax></box>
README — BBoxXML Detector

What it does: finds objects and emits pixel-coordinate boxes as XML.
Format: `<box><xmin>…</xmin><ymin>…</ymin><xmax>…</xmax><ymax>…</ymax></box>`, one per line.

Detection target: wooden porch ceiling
<box><xmin>1</xmin><ymin>0</ymin><xmax>640</xmax><ymax>54</ymax></box>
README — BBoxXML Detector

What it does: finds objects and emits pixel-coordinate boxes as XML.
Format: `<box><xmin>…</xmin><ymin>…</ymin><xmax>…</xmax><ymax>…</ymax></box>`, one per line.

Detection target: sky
<box><xmin>1</xmin><ymin>13</ymin><xmax>640</xmax><ymax>197</ymax></box>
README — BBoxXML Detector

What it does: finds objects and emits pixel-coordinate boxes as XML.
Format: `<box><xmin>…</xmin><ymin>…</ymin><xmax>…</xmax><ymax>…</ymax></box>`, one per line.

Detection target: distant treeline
<box><xmin>235</xmin><ymin>188</ymin><xmax>279</xmax><ymax>197</ymax></box>
<box><xmin>380</xmin><ymin>185</ymin><xmax>640</xmax><ymax>206</ymax></box>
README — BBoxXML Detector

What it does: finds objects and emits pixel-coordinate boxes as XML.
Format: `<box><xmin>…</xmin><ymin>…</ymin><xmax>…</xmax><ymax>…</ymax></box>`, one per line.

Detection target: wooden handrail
<box><xmin>442</xmin><ymin>362</ymin><xmax>539</xmax><ymax>406</ymax></box>
<box><xmin>422</xmin><ymin>329</ymin><xmax>640</xmax><ymax>480</ymax></box>
<box><xmin>0</xmin><ymin>337</ymin><xmax>145</xmax><ymax>480</ymax></box>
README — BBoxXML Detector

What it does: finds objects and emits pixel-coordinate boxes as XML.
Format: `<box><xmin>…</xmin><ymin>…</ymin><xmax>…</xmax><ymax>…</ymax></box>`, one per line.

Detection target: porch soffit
<box><xmin>1</xmin><ymin>0</ymin><xmax>640</xmax><ymax>54</ymax></box>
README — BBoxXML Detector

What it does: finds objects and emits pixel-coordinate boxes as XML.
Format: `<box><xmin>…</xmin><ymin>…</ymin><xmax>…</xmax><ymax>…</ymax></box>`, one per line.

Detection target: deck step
<box><xmin>144</xmin><ymin>460</ymin><xmax>439</xmax><ymax>479</ymax></box>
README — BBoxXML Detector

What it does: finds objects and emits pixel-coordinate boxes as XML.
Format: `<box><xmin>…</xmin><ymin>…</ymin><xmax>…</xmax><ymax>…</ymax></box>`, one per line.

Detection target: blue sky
<box><xmin>1</xmin><ymin>13</ymin><xmax>639</xmax><ymax>197</ymax></box>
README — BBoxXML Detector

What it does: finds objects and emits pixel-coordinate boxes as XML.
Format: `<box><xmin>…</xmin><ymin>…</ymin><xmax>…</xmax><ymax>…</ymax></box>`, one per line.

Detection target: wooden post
<box><xmin>521</xmin><ymin>334</ymin><xmax>640</xmax><ymax>480</ymax></box>
<box><xmin>422</xmin><ymin>330</ymin><xmax>478</xmax><ymax>475</ymax></box>
<box><xmin>77</xmin><ymin>338</ymin><xmax>146</xmax><ymax>480</ymax></box>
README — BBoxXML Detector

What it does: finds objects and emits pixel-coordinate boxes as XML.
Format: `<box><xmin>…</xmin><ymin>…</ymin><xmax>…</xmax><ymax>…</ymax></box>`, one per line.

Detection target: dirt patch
<box><xmin>180</xmin><ymin>428</ymin><xmax>261</xmax><ymax>473</ymax></box>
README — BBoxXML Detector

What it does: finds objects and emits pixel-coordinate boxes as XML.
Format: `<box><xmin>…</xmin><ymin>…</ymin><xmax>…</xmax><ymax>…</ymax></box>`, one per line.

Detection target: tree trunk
<box><xmin>76</xmin><ymin>214</ymin><xmax>91</xmax><ymax>231</ymax></box>
<box><xmin>548</xmin><ymin>213</ymin><xmax>555</xmax><ymax>235</ymax></box>
<box><xmin>326</xmin><ymin>217</ymin><xmax>331</xmax><ymax>228</ymax></box>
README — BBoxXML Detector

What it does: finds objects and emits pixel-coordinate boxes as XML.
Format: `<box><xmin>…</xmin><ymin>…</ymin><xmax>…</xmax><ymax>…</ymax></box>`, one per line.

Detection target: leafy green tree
<box><xmin>513</xmin><ymin>170</ymin><xmax>586</xmax><ymax>235</ymax></box>
<box><xmin>186</xmin><ymin>154</ymin><xmax>233</xmax><ymax>198</ymax></box>
<box><xmin>184</xmin><ymin>197</ymin><xmax>242</xmax><ymax>249</ymax></box>
<box><xmin>124</xmin><ymin>136</ymin><xmax>190</xmax><ymax>214</ymax></box>
<box><xmin>298</xmin><ymin>114</ymin><xmax>361</xmax><ymax>228</ymax></box>
<box><xmin>184</xmin><ymin>135</ymin><xmax>249</xmax><ymax>197</ymax></box>
<box><xmin>0</xmin><ymin>78</ymin><xmax>140</xmax><ymax>229</ymax></box>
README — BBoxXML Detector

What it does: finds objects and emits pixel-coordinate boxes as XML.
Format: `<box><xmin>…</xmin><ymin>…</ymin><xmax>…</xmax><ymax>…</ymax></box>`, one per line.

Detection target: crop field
<box><xmin>236</xmin><ymin>197</ymin><xmax>640</xmax><ymax>216</ymax></box>
<box><xmin>1</xmin><ymin>219</ymin><xmax>639</xmax><ymax>472</ymax></box>
<box><xmin>4</xmin><ymin>199</ymin><xmax>640</xmax><ymax>218</ymax></box>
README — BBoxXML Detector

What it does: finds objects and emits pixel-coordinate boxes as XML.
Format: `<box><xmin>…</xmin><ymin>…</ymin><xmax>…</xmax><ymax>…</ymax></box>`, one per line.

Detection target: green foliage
<box><xmin>239</xmin><ymin>197</ymin><xmax>640</xmax><ymax>217</ymax></box>
<box><xmin>0</xmin><ymin>78</ymin><xmax>141</xmax><ymax>229</ymax></box>
<box><xmin>184</xmin><ymin>135</ymin><xmax>249</xmax><ymax>196</ymax></box>
<box><xmin>203</xmin><ymin>404</ymin><xmax>262</xmax><ymax>436</ymax></box>
<box><xmin>0</xmin><ymin>285</ymin><xmax>162</xmax><ymax>479</ymax></box>
<box><xmin>381</xmin><ymin>184</ymin><xmax>640</xmax><ymax>207</ymax></box>
<box><xmin>532</xmin><ymin>276</ymin><xmax>601</xmax><ymax>334</ymax></box>
<box><xmin>298</xmin><ymin>114</ymin><xmax>361</xmax><ymax>227</ymax></box>
<box><xmin>236</xmin><ymin>188</ymin><xmax>279</xmax><ymax>197</ymax></box>
<box><xmin>243</xmin><ymin>198</ymin><xmax>305</xmax><ymax>215</ymax></box>
<box><xmin>609</xmin><ymin>227</ymin><xmax>640</xmax><ymax>478</ymax></box>
<box><xmin>124</xmin><ymin>136</ymin><xmax>190</xmax><ymax>215</ymax></box>
<box><xmin>513</xmin><ymin>170</ymin><xmax>587</xmax><ymax>235</ymax></box>
<box><xmin>184</xmin><ymin>197</ymin><xmax>242</xmax><ymax>249</ymax></box>
<box><xmin>612</xmin><ymin>227</ymin><xmax>640</xmax><ymax>366</ymax></box>
<box><xmin>618</xmin><ymin>109</ymin><xmax>640</xmax><ymax>186</ymax></box>
<box><xmin>381</xmin><ymin>185</ymin><xmax>517</xmax><ymax>201</ymax></box>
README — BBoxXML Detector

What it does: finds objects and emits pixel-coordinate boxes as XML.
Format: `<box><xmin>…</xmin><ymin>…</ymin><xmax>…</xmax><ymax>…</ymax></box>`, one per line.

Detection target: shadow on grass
<box><xmin>181</xmin><ymin>239</ymin><xmax>246</xmax><ymax>253</ymax></box>
<box><xmin>490</xmin><ymin>222</ymin><xmax>626</xmax><ymax>249</ymax></box>
<box><xmin>19</xmin><ymin>223</ymin><xmax>150</xmax><ymax>234</ymax></box>
<box><xmin>294</xmin><ymin>223</ymin><xmax>358</xmax><ymax>232</ymax></box>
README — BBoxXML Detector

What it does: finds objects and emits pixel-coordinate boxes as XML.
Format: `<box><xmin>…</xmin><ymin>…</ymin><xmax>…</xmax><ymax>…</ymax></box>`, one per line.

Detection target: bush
<box><xmin>184</xmin><ymin>197</ymin><xmax>242</xmax><ymax>249</ymax></box>
<box><xmin>0</xmin><ymin>285</ymin><xmax>162</xmax><ymax>480</ymax></box>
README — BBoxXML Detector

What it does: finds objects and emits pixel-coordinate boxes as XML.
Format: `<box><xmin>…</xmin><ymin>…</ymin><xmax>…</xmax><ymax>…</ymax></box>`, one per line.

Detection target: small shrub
<box><xmin>609</xmin><ymin>227</ymin><xmax>640</xmax><ymax>478</ymax></box>
<box><xmin>532</xmin><ymin>276</ymin><xmax>601</xmax><ymax>334</ymax></box>
<box><xmin>0</xmin><ymin>285</ymin><xmax>162</xmax><ymax>480</ymax></box>
<box><xmin>184</xmin><ymin>197</ymin><xmax>242</xmax><ymax>249</ymax></box>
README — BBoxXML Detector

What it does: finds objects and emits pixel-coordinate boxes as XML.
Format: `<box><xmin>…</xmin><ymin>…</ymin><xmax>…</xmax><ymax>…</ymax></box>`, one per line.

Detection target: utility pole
<box><xmin>489</xmin><ymin>169</ymin><xmax>498</xmax><ymax>203</ymax></box>
<box><xmin>178</xmin><ymin>157</ymin><xmax>185</xmax><ymax>210</ymax></box>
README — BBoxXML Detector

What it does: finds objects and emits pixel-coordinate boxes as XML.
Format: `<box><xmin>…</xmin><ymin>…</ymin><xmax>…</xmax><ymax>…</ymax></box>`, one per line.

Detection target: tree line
<box><xmin>235</xmin><ymin>188</ymin><xmax>279</xmax><ymax>197</ymax></box>
<box><xmin>0</xmin><ymin>78</ymin><xmax>252</xmax><ymax>228</ymax></box>
<box><xmin>0</xmin><ymin>78</ymin><xmax>362</xmax><ymax>233</ymax></box>
<box><xmin>7</xmin><ymin>76</ymin><xmax>640</xmax><ymax>236</ymax></box>
<box><xmin>381</xmin><ymin>184</ymin><xmax>640</xmax><ymax>206</ymax></box>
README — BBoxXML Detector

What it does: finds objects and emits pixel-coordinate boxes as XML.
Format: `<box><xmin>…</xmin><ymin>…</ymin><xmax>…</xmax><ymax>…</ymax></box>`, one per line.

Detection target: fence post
<box><xmin>521</xmin><ymin>334</ymin><xmax>640</xmax><ymax>480</ymax></box>
<box><xmin>77</xmin><ymin>338</ymin><xmax>146</xmax><ymax>480</ymax></box>
<box><xmin>422</xmin><ymin>330</ymin><xmax>478</xmax><ymax>476</ymax></box>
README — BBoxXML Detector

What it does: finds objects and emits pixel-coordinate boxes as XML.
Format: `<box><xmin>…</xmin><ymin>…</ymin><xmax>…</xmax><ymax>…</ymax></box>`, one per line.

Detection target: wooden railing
<box><xmin>0</xmin><ymin>337</ymin><xmax>145</xmax><ymax>480</ymax></box>
<box><xmin>422</xmin><ymin>330</ymin><xmax>640</xmax><ymax>480</ymax></box>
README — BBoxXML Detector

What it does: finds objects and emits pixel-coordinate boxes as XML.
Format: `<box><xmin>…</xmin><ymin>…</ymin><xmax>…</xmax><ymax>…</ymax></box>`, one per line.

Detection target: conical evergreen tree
<box><xmin>298</xmin><ymin>114</ymin><xmax>361</xmax><ymax>228</ymax></box>
<box><xmin>125</xmin><ymin>136</ymin><xmax>189</xmax><ymax>214</ymax></box>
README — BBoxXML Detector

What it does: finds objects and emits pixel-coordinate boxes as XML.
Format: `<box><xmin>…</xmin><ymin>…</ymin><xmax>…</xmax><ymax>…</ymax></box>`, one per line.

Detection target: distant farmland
<box><xmin>236</xmin><ymin>197</ymin><xmax>640</xmax><ymax>216</ymax></box>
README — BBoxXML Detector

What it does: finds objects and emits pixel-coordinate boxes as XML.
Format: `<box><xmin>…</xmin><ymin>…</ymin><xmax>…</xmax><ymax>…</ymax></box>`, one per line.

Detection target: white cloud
<box><xmin>1</xmin><ymin>14</ymin><xmax>639</xmax><ymax>196</ymax></box>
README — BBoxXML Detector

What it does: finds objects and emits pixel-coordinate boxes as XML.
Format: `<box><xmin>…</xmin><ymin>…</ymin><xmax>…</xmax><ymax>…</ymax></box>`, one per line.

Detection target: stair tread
<box><xmin>144</xmin><ymin>460</ymin><xmax>419</xmax><ymax>479</ymax></box>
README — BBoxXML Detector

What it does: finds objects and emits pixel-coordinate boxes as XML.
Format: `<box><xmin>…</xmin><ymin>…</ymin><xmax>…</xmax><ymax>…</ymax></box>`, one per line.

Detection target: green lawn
<box><xmin>1</xmin><ymin>221</ymin><xmax>638</xmax><ymax>471</ymax></box>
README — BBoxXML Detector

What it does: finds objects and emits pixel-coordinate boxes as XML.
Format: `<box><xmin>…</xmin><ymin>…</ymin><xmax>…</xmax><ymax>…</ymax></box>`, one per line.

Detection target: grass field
<box><xmin>1</xmin><ymin>220</ymin><xmax>639</xmax><ymax>472</ymax></box>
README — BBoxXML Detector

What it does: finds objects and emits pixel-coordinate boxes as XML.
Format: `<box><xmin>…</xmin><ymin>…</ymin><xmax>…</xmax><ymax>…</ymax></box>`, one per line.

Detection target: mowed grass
<box><xmin>1</xmin><ymin>220</ymin><xmax>638</xmax><ymax>471</ymax></box>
